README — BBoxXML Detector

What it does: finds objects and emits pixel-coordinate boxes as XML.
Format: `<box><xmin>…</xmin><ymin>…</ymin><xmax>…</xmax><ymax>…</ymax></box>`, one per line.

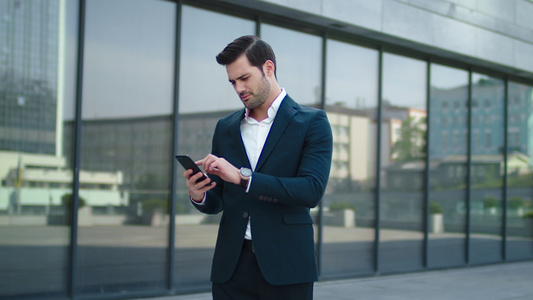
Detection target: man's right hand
<box><xmin>183</xmin><ymin>169</ymin><xmax>215</xmax><ymax>202</ymax></box>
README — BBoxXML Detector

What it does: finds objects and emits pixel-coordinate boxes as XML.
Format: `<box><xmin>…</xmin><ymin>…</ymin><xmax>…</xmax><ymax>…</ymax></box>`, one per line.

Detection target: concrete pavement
<box><xmin>132</xmin><ymin>260</ymin><xmax>533</xmax><ymax>300</ymax></box>
<box><xmin>2</xmin><ymin>224</ymin><xmax>531</xmax><ymax>299</ymax></box>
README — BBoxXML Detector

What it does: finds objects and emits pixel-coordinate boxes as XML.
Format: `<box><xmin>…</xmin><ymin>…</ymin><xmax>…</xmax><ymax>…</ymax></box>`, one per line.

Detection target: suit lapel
<box><xmin>230</xmin><ymin>108</ymin><xmax>251</xmax><ymax>168</ymax></box>
<box><xmin>255</xmin><ymin>96</ymin><xmax>298</xmax><ymax>171</ymax></box>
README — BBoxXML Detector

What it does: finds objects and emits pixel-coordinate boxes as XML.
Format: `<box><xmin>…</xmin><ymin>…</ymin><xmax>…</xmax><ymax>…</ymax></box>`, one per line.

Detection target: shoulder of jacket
<box><xmin>283</xmin><ymin>95</ymin><xmax>324</xmax><ymax>113</ymax></box>
<box><xmin>217</xmin><ymin>109</ymin><xmax>245</xmax><ymax>125</ymax></box>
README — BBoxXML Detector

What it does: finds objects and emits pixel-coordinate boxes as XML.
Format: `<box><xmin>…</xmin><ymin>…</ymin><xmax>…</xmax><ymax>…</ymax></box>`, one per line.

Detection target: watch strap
<box><xmin>238</xmin><ymin>168</ymin><xmax>251</xmax><ymax>188</ymax></box>
<box><xmin>239</xmin><ymin>177</ymin><xmax>249</xmax><ymax>188</ymax></box>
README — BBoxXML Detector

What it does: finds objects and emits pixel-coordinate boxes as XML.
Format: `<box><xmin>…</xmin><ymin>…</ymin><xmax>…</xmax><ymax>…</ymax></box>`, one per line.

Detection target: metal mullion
<box><xmin>423</xmin><ymin>60</ymin><xmax>431</xmax><ymax>268</ymax></box>
<box><xmin>374</xmin><ymin>47</ymin><xmax>383</xmax><ymax>275</ymax></box>
<box><xmin>69</xmin><ymin>0</ymin><xmax>86</xmax><ymax>297</ymax></box>
<box><xmin>466</xmin><ymin>71</ymin><xmax>473</xmax><ymax>265</ymax></box>
<box><xmin>502</xmin><ymin>78</ymin><xmax>509</xmax><ymax>261</ymax></box>
<box><xmin>168</xmin><ymin>0</ymin><xmax>183</xmax><ymax>293</ymax></box>
<box><xmin>255</xmin><ymin>14</ymin><xmax>261</xmax><ymax>37</ymax></box>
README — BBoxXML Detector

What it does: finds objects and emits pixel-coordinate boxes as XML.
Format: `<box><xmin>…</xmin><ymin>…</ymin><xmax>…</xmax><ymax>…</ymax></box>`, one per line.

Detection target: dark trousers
<box><xmin>212</xmin><ymin>240</ymin><xmax>314</xmax><ymax>300</ymax></box>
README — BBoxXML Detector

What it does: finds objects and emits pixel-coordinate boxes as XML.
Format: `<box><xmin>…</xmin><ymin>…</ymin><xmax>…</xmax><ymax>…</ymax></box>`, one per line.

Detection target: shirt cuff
<box><xmin>245</xmin><ymin>175</ymin><xmax>252</xmax><ymax>193</ymax></box>
<box><xmin>190</xmin><ymin>193</ymin><xmax>206</xmax><ymax>205</ymax></box>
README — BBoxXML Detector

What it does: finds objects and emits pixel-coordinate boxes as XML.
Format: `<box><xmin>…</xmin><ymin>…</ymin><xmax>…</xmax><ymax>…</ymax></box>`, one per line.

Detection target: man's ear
<box><xmin>263</xmin><ymin>60</ymin><xmax>275</xmax><ymax>77</ymax></box>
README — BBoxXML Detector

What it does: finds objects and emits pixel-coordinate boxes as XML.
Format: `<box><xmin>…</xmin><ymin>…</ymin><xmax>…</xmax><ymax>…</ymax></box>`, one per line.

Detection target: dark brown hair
<box><xmin>216</xmin><ymin>35</ymin><xmax>277</xmax><ymax>77</ymax></box>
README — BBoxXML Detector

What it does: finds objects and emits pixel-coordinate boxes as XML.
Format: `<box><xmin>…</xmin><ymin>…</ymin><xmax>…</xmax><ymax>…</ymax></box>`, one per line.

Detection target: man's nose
<box><xmin>234</xmin><ymin>81</ymin><xmax>245</xmax><ymax>94</ymax></box>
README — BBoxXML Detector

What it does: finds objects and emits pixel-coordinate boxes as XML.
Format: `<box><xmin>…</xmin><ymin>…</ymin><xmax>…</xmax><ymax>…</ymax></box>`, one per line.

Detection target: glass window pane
<box><xmin>175</xmin><ymin>5</ymin><xmax>255</xmax><ymax>291</ymax></box>
<box><xmin>469</xmin><ymin>73</ymin><xmax>504</xmax><ymax>265</ymax></box>
<box><xmin>0</xmin><ymin>0</ymin><xmax>77</xmax><ymax>298</ymax></box>
<box><xmin>178</xmin><ymin>7</ymin><xmax>255</xmax><ymax>114</ymax></box>
<box><xmin>261</xmin><ymin>24</ymin><xmax>322</xmax><ymax>106</ymax></box>
<box><xmin>78</xmin><ymin>0</ymin><xmax>176</xmax><ymax>296</ymax></box>
<box><xmin>322</xmin><ymin>39</ymin><xmax>378</xmax><ymax>278</ymax></box>
<box><xmin>428</xmin><ymin>64</ymin><xmax>469</xmax><ymax>268</ymax></box>
<box><xmin>506</xmin><ymin>82</ymin><xmax>533</xmax><ymax>261</ymax></box>
<box><xmin>380</xmin><ymin>53</ymin><xmax>427</xmax><ymax>273</ymax></box>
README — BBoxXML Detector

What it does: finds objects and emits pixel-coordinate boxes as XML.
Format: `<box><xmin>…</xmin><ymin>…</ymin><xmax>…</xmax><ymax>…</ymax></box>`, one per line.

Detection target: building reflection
<box><xmin>1</xmin><ymin>78</ymin><xmax>531</xmax><ymax>232</ymax></box>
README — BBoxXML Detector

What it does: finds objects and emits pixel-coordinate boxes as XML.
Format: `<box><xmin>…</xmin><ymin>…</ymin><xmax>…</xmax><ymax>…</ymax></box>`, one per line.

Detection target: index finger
<box><xmin>196</xmin><ymin>154</ymin><xmax>216</xmax><ymax>168</ymax></box>
<box><xmin>183</xmin><ymin>169</ymin><xmax>194</xmax><ymax>179</ymax></box>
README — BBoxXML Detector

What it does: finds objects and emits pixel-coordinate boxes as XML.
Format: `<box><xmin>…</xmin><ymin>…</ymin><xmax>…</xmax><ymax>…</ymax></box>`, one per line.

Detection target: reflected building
<box><xmin>60</xmin><ymin>111</ymin><xmax>228</xmax><ymax>217</ymax></box>
<box><xmin>430</xmin><ymin>79</ymin><xmax>533</xmax><ymax>188</ymax></box>
<box><xmin>62</xmin><ymin>111</ymin><xmax>228</xmax><ymax>191</ymax></box>
<box><xmin>63</xmin><ymin>116</ymin><xmax>174</xmax><ymax>192</ymax></box>
<box><xmin>431</xmin><ymin>78</ymin><xmax>532</xmax><ymax>158</ymax></box>
<box><xmin>64</xmin><ymin>108</ymin><xmax>362</xmax><ymax>191</ymax></box>
<box><xmin>325</xmin><ymin>104</ymin><xmax>371</xmax><ymax>193</ymax></box>
<box><xmin>367</xmin><ymin>104</ymin><xmax>428</xmax><ymax>191</ymax></box>
<box><xmin>382</xmin><ymin>79</ymin><xmax>533</xmax><ymax>191</ymax></box>
<box><xmin>0</xmin><ymin>0</ymin><xmax>64</xmax><ymax>155</ymax></box>
<box><xmin>0</xmin><ymin>150</ymin><xmax>125</xmax><ymax>217</ymax></box>
<box><xmin>62</xmin><ymin>107</ymin><xmax>373</xmax><ymax>198</ymax></box>
<box><xmin>0</xmin><ymin>0</ymin><xmax>125</xmax><ymax>217</ymax></box>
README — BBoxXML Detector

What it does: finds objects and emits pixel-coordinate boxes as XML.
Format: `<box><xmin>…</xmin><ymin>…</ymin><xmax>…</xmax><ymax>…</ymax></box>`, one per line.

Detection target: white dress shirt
<box><xmin>191</xmin><ymin>89</ymin><xmax>287</xmax><ymax>241</ymax></box>
<box><xmin>240</xmin><ymin>88</ymin><xmax>286</xmax><ymax>240</ymax></box>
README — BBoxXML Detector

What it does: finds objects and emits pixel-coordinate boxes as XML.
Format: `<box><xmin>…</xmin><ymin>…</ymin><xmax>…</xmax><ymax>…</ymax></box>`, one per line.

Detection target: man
<box><xmin>183</xmin><ymin>35</ymin><xmax>332</xmax><ymax>300</ymax></box>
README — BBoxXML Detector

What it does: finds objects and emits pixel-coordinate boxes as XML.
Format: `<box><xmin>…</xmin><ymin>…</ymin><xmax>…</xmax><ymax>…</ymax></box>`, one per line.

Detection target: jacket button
<box><xmin>242</xmin><ymin>212</ymin><xmax>249</xmax><ymax>218</ymax></box>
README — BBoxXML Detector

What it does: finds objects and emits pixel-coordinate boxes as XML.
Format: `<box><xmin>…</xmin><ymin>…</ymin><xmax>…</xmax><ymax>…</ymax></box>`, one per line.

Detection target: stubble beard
<box><xmin>243</xmin><ymin>75</ymin><xmax>271</xmax><ymax>110</ymax></box>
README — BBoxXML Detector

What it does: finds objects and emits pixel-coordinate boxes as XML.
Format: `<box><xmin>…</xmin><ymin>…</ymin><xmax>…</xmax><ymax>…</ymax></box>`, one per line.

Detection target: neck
<box><xmin>249</xmin><ymin>85</ymin><xmax>281</xmax><ymax>122</ymax></box>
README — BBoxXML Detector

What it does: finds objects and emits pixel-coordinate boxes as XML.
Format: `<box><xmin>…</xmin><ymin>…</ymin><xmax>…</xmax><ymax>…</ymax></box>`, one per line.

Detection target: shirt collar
<box><xmin>244</xmin><ymin>88</ymin><xmax>286</xmax><ymax>123</ymax></box>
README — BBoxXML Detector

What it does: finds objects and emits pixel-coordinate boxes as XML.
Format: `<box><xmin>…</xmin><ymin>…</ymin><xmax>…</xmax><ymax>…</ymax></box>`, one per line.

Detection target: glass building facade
<box><xmin>0</xmin><ymin>0</ymin><xmax>532</xmax><ymax>299</ymax></box>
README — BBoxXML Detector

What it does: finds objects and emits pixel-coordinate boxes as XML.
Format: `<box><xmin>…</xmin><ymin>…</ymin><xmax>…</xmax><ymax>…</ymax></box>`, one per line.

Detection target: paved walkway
<box><xmin>132</xmin><ymin>260</ymin><xmax>533</xmax><ymax>300</ymax></box>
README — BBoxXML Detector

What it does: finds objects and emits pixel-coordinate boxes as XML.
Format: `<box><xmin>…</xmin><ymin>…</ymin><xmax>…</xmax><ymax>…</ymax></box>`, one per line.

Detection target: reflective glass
<box><xmin>380</xmin><ymin>53</ymin><xmax>427</xmax><ymax>273</ymax></box>
<box><xmin>77</xmin><ymin>0</ymin><xmax>176</xmax><ymax>295</ymax></box>
<box><xmin>469</xmin><ymin>73</ymin><xmax>504</xmax><ymax>265</ymax></box>
<box><xmin>0</xmin><ymin>0</ymin><xmax>77</xmax><ymax>297</ymax></box>
<box><xmin>322</xmin><ymin>39</ymin><xmax>378</xmax><ymax>278</ymax></box>
<box><xmin>506</xmin><ymin>82</ymin><xmax>533</xmax><ymax>261</ymax></box>
<box><xmin>261</xmin><ymin>24</ymin><xmax>322</xmax><ymax>106</ymax></box>
<box><xmin>428</xmin><ymin>64</ymin><xmax>469</xmax><ymax>268</ymax></box>
<box><xmin>175</xmin><ymin>5</ymin><xmax>255</xmax><ymax>291</ymax></box>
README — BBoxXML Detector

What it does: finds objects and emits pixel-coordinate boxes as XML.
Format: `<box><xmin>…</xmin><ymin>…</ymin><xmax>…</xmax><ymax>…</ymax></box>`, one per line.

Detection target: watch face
<box><xmin>241</xmin><ymin>168</ymin><xmax>252</xmax><ymax>177</ymax></box>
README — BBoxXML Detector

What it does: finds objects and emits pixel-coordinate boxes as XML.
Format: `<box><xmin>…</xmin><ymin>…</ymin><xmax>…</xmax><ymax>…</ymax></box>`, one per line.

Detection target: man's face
<box><xmin>226</xmin><ymin>55</ymin><xmax>270</xmax><ymax>110</ymax></box>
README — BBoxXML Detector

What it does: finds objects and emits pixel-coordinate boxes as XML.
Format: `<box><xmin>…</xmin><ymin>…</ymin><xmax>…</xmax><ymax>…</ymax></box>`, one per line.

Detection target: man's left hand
<box><xmin>198</xmin><ymin>154</ymin><xmax>241</xmax><ymax>185</ymax></box>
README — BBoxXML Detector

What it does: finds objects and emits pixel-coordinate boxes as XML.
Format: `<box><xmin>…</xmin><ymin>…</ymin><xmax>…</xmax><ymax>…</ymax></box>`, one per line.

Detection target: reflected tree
<box><xmin>61</xmin><ymin>193</ymin><xmax>87</xmax><ymax>210</ymax></box>
<box><xmin>391</xmin><ymin>116</ymin><xmax>426</xmax><ymax>162</ymax></box>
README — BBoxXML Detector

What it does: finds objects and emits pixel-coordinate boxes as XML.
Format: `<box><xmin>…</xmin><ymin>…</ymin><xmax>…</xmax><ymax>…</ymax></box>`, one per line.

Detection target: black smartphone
<box><xmin>175</xmin><ymin>155</ymin><xmax>208</xmax><ymax>183</ymax></box>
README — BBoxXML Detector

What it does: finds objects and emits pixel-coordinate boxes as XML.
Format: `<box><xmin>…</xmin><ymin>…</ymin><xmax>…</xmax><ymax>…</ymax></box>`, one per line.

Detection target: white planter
<box><xmin>324</xmin><ymin>209</ymin><xmax>356</xmax><ymax>228</ymax></box>
<box><xmin>508</xmin><ymin>207</ymin><xmax>524</xmax><ymax>217</ymax></box>
<box><xmin>78</xmin><ymin>206</ymin><xmax>94</xmax><ymax>227</ymax></box>
<box><xmin>336</xmin><ymin>209</ymin><xmax>355</xmax><ymax>228</ymax></box>
<box><xmin>149</xmin><ymin>209</ymin><xmax>168</xmax><ymax>227</ymax></box>
<box><xmin>429</xmin><ymin>213</ymin><xmax>444</xmax><ymax>233</ymax></box>
<box><xmin>485</xmin><ymin>207</ymin><xmax>497</xmax><ymax>215</ymax></box>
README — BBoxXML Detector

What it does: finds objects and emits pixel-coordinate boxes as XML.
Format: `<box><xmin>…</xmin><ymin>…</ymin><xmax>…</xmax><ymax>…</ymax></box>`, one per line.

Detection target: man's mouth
<box><xmin>240</xmin><ymin>93</ymin><xmax>252</xmax><ymax>101</ymax></box>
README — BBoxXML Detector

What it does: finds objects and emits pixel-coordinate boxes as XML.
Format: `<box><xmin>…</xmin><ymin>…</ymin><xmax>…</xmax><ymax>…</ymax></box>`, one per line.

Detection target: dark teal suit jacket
<box><xmin>193</xmin><ymin>95</ymin><xmax>333</xmax><ymax>286</ymax></box>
